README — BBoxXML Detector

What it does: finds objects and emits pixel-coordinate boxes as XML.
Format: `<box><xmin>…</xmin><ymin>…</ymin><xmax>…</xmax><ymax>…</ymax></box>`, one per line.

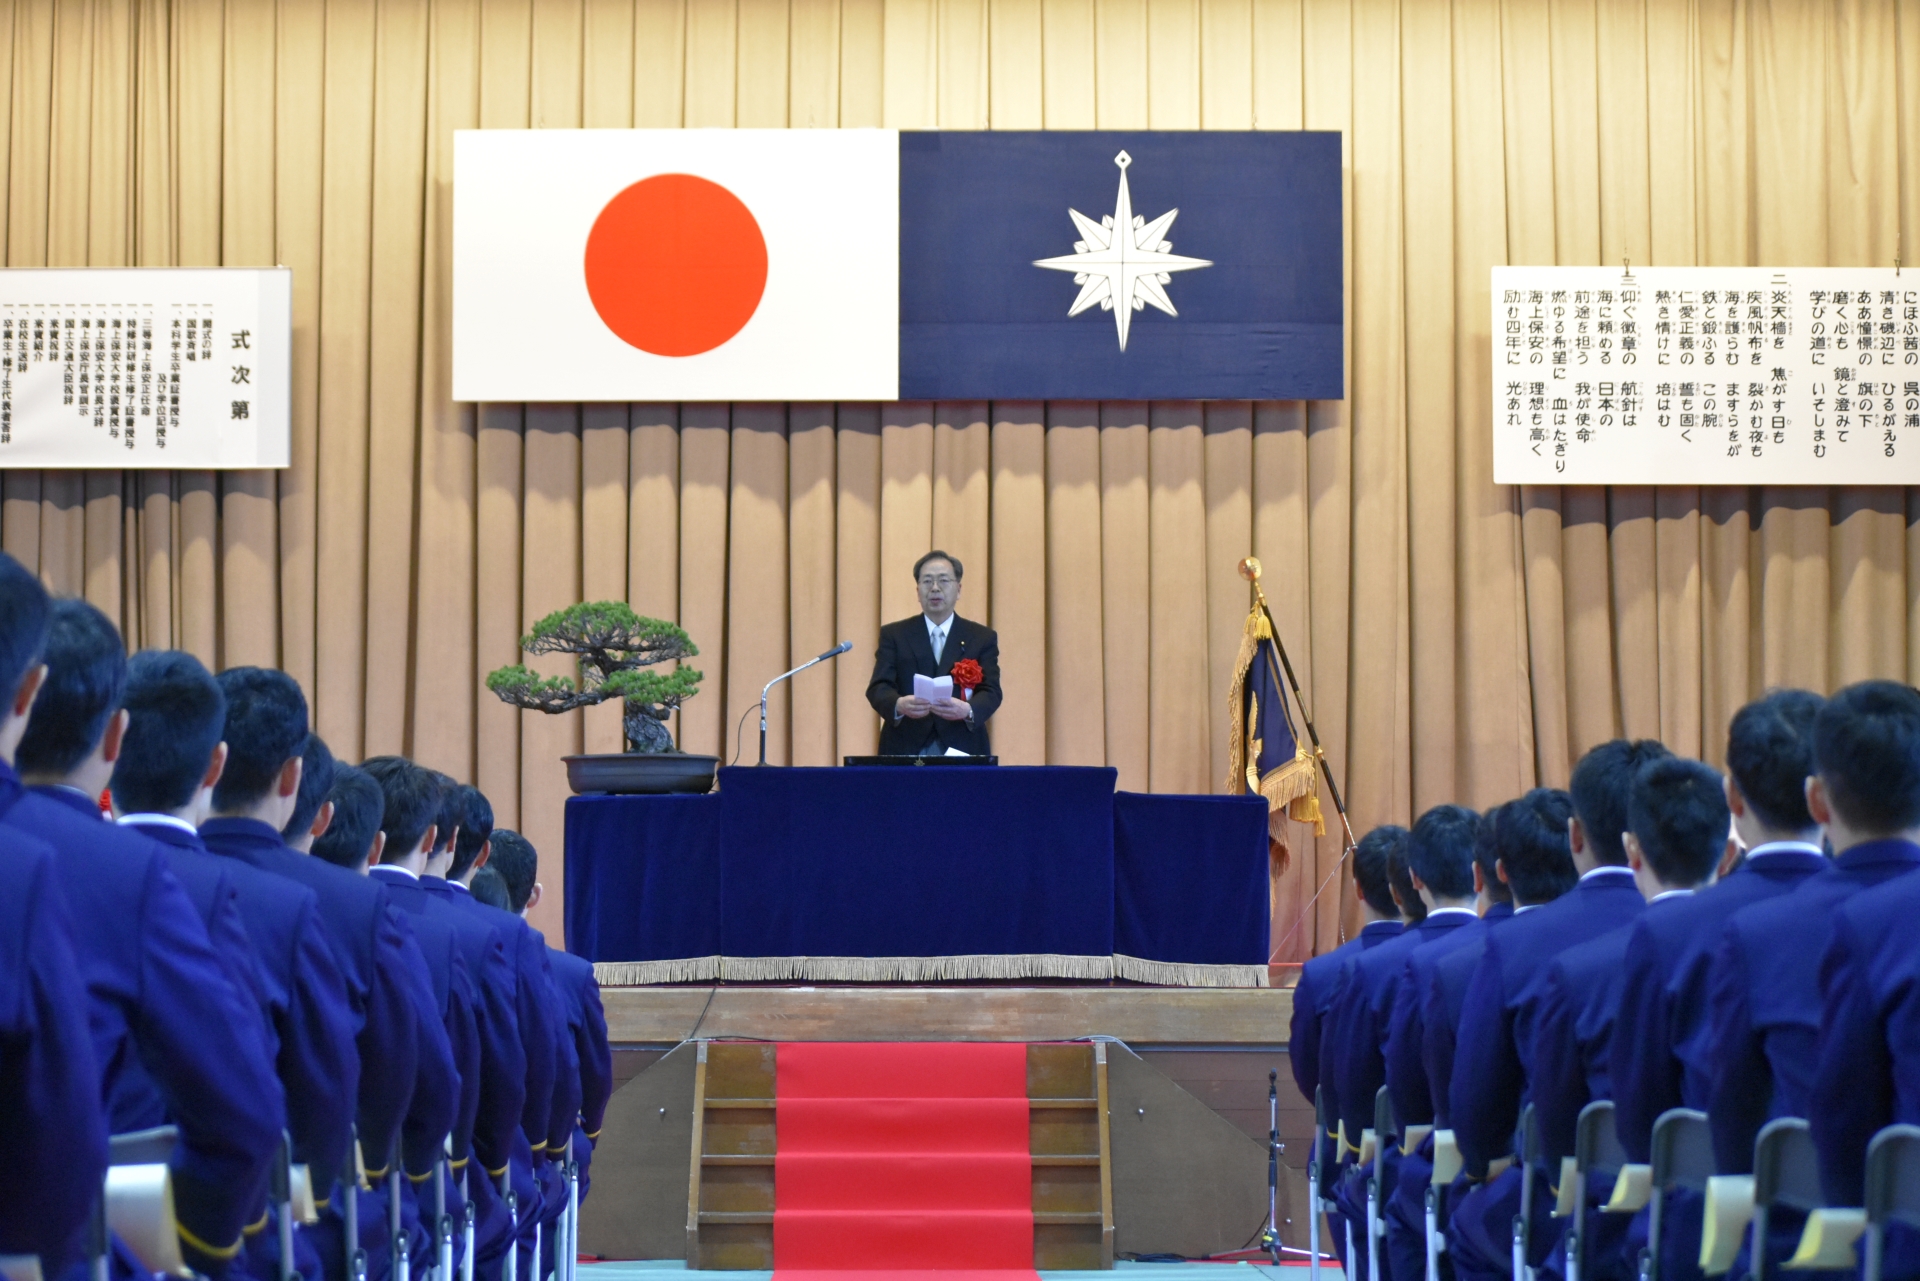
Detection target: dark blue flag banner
<box><xmin>1227</xmin><ymin>601</ymin><xmax>1324</xmax><ymax>867</ymax></box>
<box><xmin>899</xmin><ymin>130</ymin><xmax>1344</xmax><ymax>401</ymax></box>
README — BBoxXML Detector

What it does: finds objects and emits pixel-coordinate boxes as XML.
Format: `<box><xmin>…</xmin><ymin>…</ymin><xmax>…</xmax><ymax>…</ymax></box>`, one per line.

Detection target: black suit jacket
<box><xmin>865</xmin><ymin>614</ymin><xmax>1002</xmax><ymax>756</ymax></box>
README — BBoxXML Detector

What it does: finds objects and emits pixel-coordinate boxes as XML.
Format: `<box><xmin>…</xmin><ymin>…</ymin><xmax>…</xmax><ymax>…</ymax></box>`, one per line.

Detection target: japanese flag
<box><xmin>452</xmin><ymin>129</ymin><xmax>899</xmax><ymax>402</ymax></box>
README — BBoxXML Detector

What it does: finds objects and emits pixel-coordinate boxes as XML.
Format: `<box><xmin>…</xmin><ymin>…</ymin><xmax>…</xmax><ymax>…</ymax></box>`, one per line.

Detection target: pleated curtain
<box><xmin>2</xmin><ymin>0</ymin><xmax>1917</xmax><ymax>960</ymax></box>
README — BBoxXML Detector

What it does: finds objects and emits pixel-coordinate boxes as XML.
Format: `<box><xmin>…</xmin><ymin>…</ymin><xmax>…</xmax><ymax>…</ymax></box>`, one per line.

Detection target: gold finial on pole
<box><xmin>1238</xmin><ymin>556</ymin><xmax>1263</xmax><ymax>582</ymax></box>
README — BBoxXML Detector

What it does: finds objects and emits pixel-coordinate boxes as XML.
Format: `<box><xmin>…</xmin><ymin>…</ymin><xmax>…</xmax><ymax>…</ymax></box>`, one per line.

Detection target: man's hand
<box><xmin>929</xmin><ymin>696</ymin><xmax>972</xmax><ymax>722</ymax></box>
<box><xmin>895</xmin><ymin>695</ymin><xmax>933</xmax><ymax>719</ymax></box>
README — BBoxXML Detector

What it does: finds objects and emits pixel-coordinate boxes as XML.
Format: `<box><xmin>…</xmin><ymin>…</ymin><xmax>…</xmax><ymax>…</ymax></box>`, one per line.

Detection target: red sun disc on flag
<box><xmin>583</xmin><ymin>174</ymin><xmax>769</xmax><ymax>357</ymax></box>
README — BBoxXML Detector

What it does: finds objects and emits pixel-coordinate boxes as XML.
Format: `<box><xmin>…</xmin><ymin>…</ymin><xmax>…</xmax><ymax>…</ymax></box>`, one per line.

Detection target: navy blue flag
<box><xmin>899</xmin><ymin>130</ymin><xmax>1343</xmax><ymax>401</ymax></box>
<box><xmin>1227</xmin><ymin>601</ymin><xmax>1323</xmax><ymax>863</ymax></box>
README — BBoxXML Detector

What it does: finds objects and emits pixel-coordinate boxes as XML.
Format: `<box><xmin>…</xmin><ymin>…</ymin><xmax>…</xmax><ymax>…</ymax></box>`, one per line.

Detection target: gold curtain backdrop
<box><xmin>1</xmin><ymin>0</ymin><xmax>1916</xmax><ymax>957</ymax></box>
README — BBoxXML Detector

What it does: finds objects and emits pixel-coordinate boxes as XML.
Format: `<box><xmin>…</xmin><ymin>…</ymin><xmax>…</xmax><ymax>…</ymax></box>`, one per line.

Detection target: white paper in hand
<box><xmin>914</xmin><ymin>673</ymin><xmax>953</xmax><ymax>703</ymax></box>
<box><xmin>943</xmin><ymin>746</ymin><xmax>971</xmax><ymax>757</ymax></box>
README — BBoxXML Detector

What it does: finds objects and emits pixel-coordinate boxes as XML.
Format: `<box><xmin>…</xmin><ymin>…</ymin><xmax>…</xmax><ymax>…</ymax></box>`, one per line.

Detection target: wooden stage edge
<box><xmin>600</xmin><ymin>983</ymin><xmax>1297</xmax><ymax>1047</ymax></box>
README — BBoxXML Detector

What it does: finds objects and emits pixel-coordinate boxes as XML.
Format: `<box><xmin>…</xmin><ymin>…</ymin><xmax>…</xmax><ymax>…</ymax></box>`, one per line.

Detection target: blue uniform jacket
<box><xmin>1530</xmin><ymin>916</ymin><xmax>1642</xmax><ymax>1162</ymax></box>
<box><xmin>1333</xmin><ymin>910</ymin><xmax>1480</xmax><ymax>1139</ymax></box>
<box><xmin>198</xmin><ymin>818</ymin><xmax>451</xmax><ymax>1178</ymax></box>
<box><xmin>1707</xmin><ymin>839</ymin><xmax>1920</xmax><ymax>1173</ymax></box>
<box><xmin>1451</xmin><ymin>868</ymin><xmax>1646</xmax><ymax>1174</ymax></box>
<box><xmin>1387</xmin><ymin>908</ymin><xmax>1498</xmax><ymax>1127</ymax></box>
<box><xmin>1808</xmin><ymin>848</ymin><xmax>1920</xmax><ymax>1204</ymax></box>
<box><xmin>422</xmin><ymin>879</ymin><xmax>563</xmax><ymax>1157</ymax></box>
<box><xmin>371</xmin><ymin>866</ymin><xmax>527</xmax><ymax>1177</ymax></box>
<box><xmin>0</xmin><ymin>815</ymin><xmax>108</xmax><ymax>1280</ymax></box>
<box><xmin>547</xmin><ymin>949</ymin><xmax>612</xmax><ymax>1147</ymax></box>
<box><xmin>1419</xmin><ymin>900</ymin><xmax>1515</xmax><ymax>1129</ymax></box>
<box><xmin>1289</xmin><ymin>920</ymin><xmax>1402</xmax><ymax>1108</ymax></box>
<box><xmin>408</xmin><ymin>910</ymin><xmax>481</xmax><ymax>1168</ymax></box>
<box><xmin>126</xmin><ymin>818</ymin><xmax>361</xmax><ymax>1191</ymax></box>
<box><xmin>7</xmin><ymin>780</ymin><xmax>283</xmax><ymax>1271</ymax></box>
<box><xmin>1610</xmin><ymin>847</ymin><xmax>1826</xmax><ymax>1162</ymax></box>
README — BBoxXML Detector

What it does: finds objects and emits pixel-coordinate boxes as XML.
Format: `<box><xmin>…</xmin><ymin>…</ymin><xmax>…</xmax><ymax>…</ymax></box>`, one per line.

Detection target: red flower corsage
<box><xmin>949</xmin><ymin>658</ymin><xmax>984</xmax><ymax>701</ymax></box>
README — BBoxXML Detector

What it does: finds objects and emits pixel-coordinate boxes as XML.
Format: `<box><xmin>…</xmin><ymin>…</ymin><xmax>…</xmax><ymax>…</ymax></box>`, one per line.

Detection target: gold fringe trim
<box><xmin>1112</xmin><ymin>954</ymin><xmax>1270</xmax><ymax>988</ymax></box>
<box><xmin>1259</xmin><ymin>749</ymin><xmax>1323</xmax><ymax>839</ymax></box>
<box><xmin>592</xmin><ymin>956</ymin><xmax>721</xmax><ymax>986</ymax></box>
<box><xmin>1224</xmin><ymin>606</ymin><xmax>1267</xmax><ymax>795</ymax></box>
<box><xmin>715</xmin><ymin>953</ymin><xmax>1117</xmax><ymax>982</ymax></box>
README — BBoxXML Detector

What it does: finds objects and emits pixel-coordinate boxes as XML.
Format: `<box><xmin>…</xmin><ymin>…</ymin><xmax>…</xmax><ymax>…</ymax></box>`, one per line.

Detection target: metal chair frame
<box><xmin>1566</xmin><ymin>1101</ymin><xmax>1629</xmax><ymax>1281</ymax></box>
<box><xmin>1371</xmin><ymin>1087</ymin><xmax>1397</xmax><ymax>1281</ymax></box>
<box><xmin>1862</xmin><ymin>1124</ymin><xmax>1920</xmax><ymax>1281</ymax></box>
<box><xmin>1514</xmin><ymin>1104</ymin><xmax>1542</xmax><ymax>1281</ymax></box>
<box><xmin>1750</xmin><ymin>1118</ymin><xmax>1820</xmax><ymax>1281</ymax></box>
<box><xmin>1641</xmin><ymin>1109</ymin><xmax>1713</xmax><ymax>1281</ymax></box>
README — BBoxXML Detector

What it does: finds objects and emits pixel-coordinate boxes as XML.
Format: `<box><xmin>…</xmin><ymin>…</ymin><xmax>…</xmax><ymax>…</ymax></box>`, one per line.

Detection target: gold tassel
<box><xmin>1291</xmin><ymin>791</ymin><xmax>1326</xmax><ymax>837</ymax></box>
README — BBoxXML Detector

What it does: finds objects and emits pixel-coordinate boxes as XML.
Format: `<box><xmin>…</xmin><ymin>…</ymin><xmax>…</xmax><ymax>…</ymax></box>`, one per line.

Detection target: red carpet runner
<box><xmin>773</xmin><ymin>1042</ymin><xmax>1039</xmax><ymax>1279</ymax></box>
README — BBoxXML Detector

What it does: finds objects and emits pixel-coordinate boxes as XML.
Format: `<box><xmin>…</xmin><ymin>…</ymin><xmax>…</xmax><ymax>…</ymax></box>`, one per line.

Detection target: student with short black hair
<box><xmin>283</xmin><ymin>732</ymin><xmax>336</xmax><ymax>849</ymax></box>
<box><xmin>1530</xmin><ymin>757</ymin><xmax>1732</xmax><ymax>1281</ymax></box>
<box><xmin>312</xmin><ymin>766</ymin><xmax>388</xmax><ymax>872</ymax></box>
<box><xmin>204</xmin><ymin>668</ymin><xmax>466</xmax><ymax>1281</ymax></box>
<box><xmin>1710</xmin><ymin>680</ymin><xmax>1920</xmax><ymax>1204</ymax></box>
<box><xmin>1447</xmin><ymin>744</ymin><xmax>1658</xmax><ymax>1281</ymax></box>
<box><xmin>470</xmin><ymin>867</ymin><xmax>512</xmax><ymax>911</ymax></box>
<box><xmin>450</xmin><ymin>785</ymin><xmax>495</xmax><ymax>882</ymax></box>
<box><xmin>0</xmin><ymin>556</ymin><xmax>113</xmax><ymax>1280</ymax></box>
<box><xmin>113</xmin><ymin>651</ymin><xmax>359</xmax><ymax>1280</ymax></box>
<box><xmin>484</xmin><ymin>830</ymin><xmax>613</xmax><ymax>1281</ymax></box>
<box><xmin>8</xmin><ymin>597</ymin><xmax>285</xmax><ymax>1279</ymax></box>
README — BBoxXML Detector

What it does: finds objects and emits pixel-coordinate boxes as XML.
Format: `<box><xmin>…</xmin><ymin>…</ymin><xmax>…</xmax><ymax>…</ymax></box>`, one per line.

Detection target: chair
<box><xmin>1863</xmin><ymin>1124</ymin><xmax>1920</xmax><ymax>1281</ymax></box>
<box><xmin>433</xmin><ymin>1157</ymin><xmax>454</xmax><ymax>1281</ymax></box>
<box><xmin>1310</xmin><ymin>1086</ymin><xmax>1331</xmax><ymax>1281</ymax></box>
<box><xmin>1514</xmin><ymin>1104</ymin><xmax>1542</xmax><ymax>1281</ymax></box>
<box><xmin>499</xmin><ymin>1168</ymin><xmax>518</xmax><ymax>1281</ymax></box>
<box><xmin>1751</xmin><ymin>1118</ymin><xmax>1821</xmax><ymax>1281</ymax></box>
<box><xmin>1564</xmin><ymin>1101</ymin><xmax>1630</xmax><ymax>1281</ymax></box>
<box><xmin>1640</xmin><ymin>1109</ymin><xmax>1713</xmax><ymax>1281</ymax></box>
<box><xmin>387</xmin><ymin>1141</ymin><xmax>409</xmax><ymax>1281</ymax></box>
<box><xmin>1370</xmin><ymin>1086</ymin><xmax>1397</xmax><ymax>1281</ymax></box>
<box><xmin>344</xmin><ymin>1127</ymin><xmax>369</xmax><ymax>1281</ymax></box>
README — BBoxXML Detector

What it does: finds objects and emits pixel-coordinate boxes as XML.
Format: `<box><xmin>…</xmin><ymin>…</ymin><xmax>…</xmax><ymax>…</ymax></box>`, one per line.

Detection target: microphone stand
<box><xmin>760</xmin><ymin>643</ymin><xmax>852</xmax><ymax>765</ymax></box>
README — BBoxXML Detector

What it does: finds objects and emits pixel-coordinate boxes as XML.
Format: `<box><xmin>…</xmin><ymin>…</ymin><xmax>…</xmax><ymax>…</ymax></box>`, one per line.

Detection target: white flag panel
<box><xmin>1492</xmin><ymin>266</ymin><xmax>1920</xmax><ymax>485</ymax></box>
<box><xmin>0</xmin><ymin>268</ymin><xmax>290</xmax><ymax>470</ymax></box>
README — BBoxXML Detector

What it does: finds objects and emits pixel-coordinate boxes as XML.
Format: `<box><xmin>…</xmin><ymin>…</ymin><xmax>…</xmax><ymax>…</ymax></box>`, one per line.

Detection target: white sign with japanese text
<box><xmin>1493</xmin><ymin>266</ymin><xmax>1920</xmax><ymax>485</ymax></box>
<box><xmin>0</xmin><ymin>268</ymin><xmax>290</xmax><ymax>469</ymax></box>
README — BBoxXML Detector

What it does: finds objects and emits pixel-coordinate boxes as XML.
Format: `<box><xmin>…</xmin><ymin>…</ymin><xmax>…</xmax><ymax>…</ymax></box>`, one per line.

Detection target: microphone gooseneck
<box><xmin>759</xmin><ymin>642</ymin><xmax>855</xmax><ymax>765</ymax></box>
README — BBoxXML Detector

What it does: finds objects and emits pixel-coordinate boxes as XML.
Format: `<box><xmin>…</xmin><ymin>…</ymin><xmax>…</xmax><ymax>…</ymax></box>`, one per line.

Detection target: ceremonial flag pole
<box><xmin>1226</xmin><ymin>556</ymin><xmax>1359</xmax><ymax>957</ymax></box>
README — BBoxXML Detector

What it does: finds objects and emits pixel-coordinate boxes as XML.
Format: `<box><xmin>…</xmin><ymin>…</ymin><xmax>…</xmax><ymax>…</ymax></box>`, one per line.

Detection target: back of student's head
<box><xmin>1476</xmin><ymin>802</ymin><xmax>1513</xmax><ymax>905</ymax></box>
<box><xmin>1497</xmin><ymin>787</ymin><xmax>1579</xmax><ymax>904</ymax></box>
<box><xmin>112</xmin><ymin>650</ymin><xmax>225</xmax><ymax>814</ymax></box>
<box><xmin>1352</xmin><ymin>824</ymin><xmax>1404</xmax><ymax>918</ymax></box>
<box><xmin>212</xmin><ymin>667</ymin><xmax>310</xmax><ymax>813</ymax></box>
<box><xmin>312</xmin><ymin>766</ymin><xmax>383</xmax><ymax>871</ymax></box>
<box><xmin>1386</xmin><ymin>829</ymin><xmax>1427</xmax><ymax>924</ymax></box>
<box><xmin>431</xmin><ymin>771</ymin><xmax>461</xmax><ymax>855</ymax></box>
<box><xmin>1629</xmin><ymin>756</ymin><xmax>1730</xmax><ymax>887</ymax></box>
<box><xmin>17</xmin><ymin>598</ymin><xmax>126</xmax><ymax>776</ymax></box>
<box><xmin>361</xmin><ymin>755</ymin><xmax>441</xmax><ymax>860</ymax></box>
<box><xmin>469</xmin><ymin>867</ymin><xmax>513</xmax><ymax>912</ymax></box>
<box><xmin>284</xmin><ymin>734</ymin><xmax>336</xmax><ymax>840</ymax></box>
<box><xmin>1571</xmin><ymin>738</ymin><xmax>1672</xmax><ymax>865</ymax></box>
<box><xmin>449</xmin><ymin>786</ymin><xmax>494</xmax><ymax>880</ymax></box>
<box><xmin>1814</xmin><ymin>680</ymin><xmax>1920</xmax><ymax>836</ymax></box>
<box><xmin>0</xmin><ymin>552</ymin><xmax>50</xmax><ymax>706</ymax></box>
<box><xmin>1726</xmin><ymin>689</ymin><xmax>1824</xmax><ymax>833</ymax></box>
<box><xmin>486</xmin><ymin>829</ymin><xmax>538</xmax><ymax>913</ymax></box>
<box><xmin>1408</xmin><ymin>805</ymin><xmax>1479</xmax><ymax>900</ymax></box>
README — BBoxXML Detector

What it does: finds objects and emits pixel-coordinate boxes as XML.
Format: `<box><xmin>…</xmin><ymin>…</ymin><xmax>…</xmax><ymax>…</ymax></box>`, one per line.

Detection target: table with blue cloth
<box><xmin>564</xmin><ymin>765</ymin><xmax>1272</xmax><ymax>987</ymax></box>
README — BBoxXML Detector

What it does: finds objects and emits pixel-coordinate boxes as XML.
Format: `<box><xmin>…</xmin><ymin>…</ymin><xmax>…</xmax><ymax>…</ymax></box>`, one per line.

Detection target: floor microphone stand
<box><xmin>758</xmin><ymin>642</ymin><xmax>851</xmax><ymax>765</ymax></box>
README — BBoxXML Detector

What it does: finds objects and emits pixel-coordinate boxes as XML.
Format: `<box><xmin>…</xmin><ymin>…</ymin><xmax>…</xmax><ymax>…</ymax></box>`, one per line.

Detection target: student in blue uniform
<box><xmin>9</xmin><ymin>598</ymin><xmax>285</xmax><ymax>1278</ymax></box>
<box><xmin>1446</xmin><ymin>743</ymin><xmax>1660</xmax><ymax>1281</ymax></box>
<box><xmin>1708</xmin><ymin>679</ymin><xmax>1920</xmax><ymax>1195</ymax></box>
<box><xmin>110</xmin><ymin>650</ymin><xmax>361</xmax><ymax>1279</ymax></box>
<box><xmin>1798</xmin><ymin>684</ymin><xmax>1920</xmax><ymax>1270</ymax></box>
<box><xmin>359</xmin><ymin>759</ymin><xmax>529</xmax><ymax>1281</ymax></box>
<box><xmin>1325</xmin><ymin>805</ymin><xmax>1480</xmax><ymax>1281</ymax></box>
<box><xmin>483</xmin><ymin>834</ymin><xmax>608</xmax><ymax>1220</ymax></box>
<box><xmin>201</xmin><ymin>671</ymin><xmax>465</xmax><ymax>1281</ymax></box>
<box><xmin>1529</xmin><ymin>756</ymin><xmax>1730</xmax><ymax>1281</ymax></box>
<box><xmin>0</xmin><ymin>556</ymin><xmax>111</xmax><ymax>1281</ymax></box>
<box><xmin>1290</xmin><ymin>826</ymin><xmax>1407</xmax><ymax>1272</ymax></box>
<box><xmin>485</xmin><ymin>831</ymin><xmax>615</xmax><ymax>1274</ymax></box>
<box><xmin>1318</xmin><ymin>825</ymin><xmax>1412</xmax><ymax>1276</ymax></box>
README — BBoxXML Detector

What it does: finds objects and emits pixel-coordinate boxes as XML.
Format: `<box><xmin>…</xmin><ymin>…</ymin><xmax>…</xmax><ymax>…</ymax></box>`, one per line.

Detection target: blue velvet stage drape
<box><xmin>563</xmin><ymin>766</ymin><xmax>1270</xmax><ymax>986</ymax></box>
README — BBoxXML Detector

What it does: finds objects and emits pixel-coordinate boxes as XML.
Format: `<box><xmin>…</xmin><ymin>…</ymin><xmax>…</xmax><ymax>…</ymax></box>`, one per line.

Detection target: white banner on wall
<box><xmin>1493</xmin><ymin>265</ymin><xmax>1920</xmax><ymax>485</ymax></box>
<box><xmin>0</xmin><ymin>268</ymin><xmax>290</xmax><ymax>470</ymax></box>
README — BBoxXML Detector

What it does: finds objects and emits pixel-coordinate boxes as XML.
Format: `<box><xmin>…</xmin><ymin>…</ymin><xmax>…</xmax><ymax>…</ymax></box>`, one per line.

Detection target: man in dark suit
<box><xmin>865</xmin><ymin>550</ymin><xmax>1002</xmax><ymax>756</ymax></box>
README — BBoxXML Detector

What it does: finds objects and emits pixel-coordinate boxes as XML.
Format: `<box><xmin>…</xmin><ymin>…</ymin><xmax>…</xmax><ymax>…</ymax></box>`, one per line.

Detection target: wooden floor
<box><xmin>600</xmin><ymin>983</ymin><xmax>1296</xmax><ymax>1046</ymax></box>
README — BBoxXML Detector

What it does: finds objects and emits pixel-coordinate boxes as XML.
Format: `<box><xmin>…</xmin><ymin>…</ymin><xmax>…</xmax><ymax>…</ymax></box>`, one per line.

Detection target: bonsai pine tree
<box><xmin>485</xmin><ymin>602</ymin><xmax>702</xmax><ymax>753</ymax></box>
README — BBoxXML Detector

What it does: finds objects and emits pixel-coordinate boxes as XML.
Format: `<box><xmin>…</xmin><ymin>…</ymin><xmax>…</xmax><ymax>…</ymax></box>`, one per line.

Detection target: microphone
<box><xmin>759</xmin><ymin>643</ymin><xmax>854</xmax><ymax>765</ymax></box>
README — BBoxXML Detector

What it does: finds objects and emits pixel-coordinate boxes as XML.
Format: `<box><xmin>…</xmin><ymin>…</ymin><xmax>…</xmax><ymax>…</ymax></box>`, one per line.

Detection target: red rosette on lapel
<box><xmin>949</xmin><ymin>657</ymin><xmax>984</xmax><ymax>701</ymax></box>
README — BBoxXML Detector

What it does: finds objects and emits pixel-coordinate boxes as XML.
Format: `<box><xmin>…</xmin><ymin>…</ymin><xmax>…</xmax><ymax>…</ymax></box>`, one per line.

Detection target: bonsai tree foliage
<box><xmin>485</xmin><ymin>602</ymin><xmax>702</xmax><ymax>753</ymax></box>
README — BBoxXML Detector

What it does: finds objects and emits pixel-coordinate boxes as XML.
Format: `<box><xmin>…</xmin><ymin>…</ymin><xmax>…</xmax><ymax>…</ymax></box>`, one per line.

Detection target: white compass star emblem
<box><xmin>1033</xmin><ymin>150</ymin><xmax>1213</xmax><ymax>352</ymax></box>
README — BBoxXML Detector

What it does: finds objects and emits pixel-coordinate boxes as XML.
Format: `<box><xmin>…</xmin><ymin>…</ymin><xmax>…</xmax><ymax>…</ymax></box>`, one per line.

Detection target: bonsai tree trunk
<box><xmin>624</xmin><ymin>703</ymin><xmax>676</xmax><ymax>753</ymax></box>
